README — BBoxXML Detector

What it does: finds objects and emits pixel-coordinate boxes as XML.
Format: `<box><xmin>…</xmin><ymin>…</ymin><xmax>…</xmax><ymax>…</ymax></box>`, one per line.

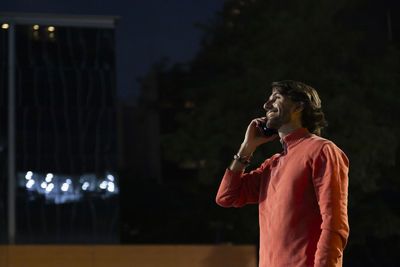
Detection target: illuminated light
<box><xmin>26</xmin><ymin>179</ymin><xmax>35</xmax><ymax>189</ymax></box>
<box><xmin>46</xmin><ymin>183</ymin><xmax>54</xmax><ymax>193</ymax></box>
<box><xmin>231</xmin><ymin>8</ymin><xmax>240</xmax><ymax>15</ymax></box>
<box><xmin>33</xmin><ymin>25</ymin><xmax>39</xmax><ymax>30</ymax></box>
<box><xmin>25</xmin><ymin>171</ymin><xmax>33</xmax><ymax>180</ymax></box>
<box><xmin>99</xmin><ymin>181</ymin><xmax>108</xmax><ymax>190</ymax></box>
<box><xmin>184</xmin><ymin>101</ymin><xmax>195</xmax><ymax>109</ymax></box>
<box><xmin>107</xmin><ymin>182</ymin><xmax>115</xmax><ymax>192</ymax></box>
<box><xmin>47</xmin><ymin>26</ymin><xmax>55</xmax><ymax>32</ymax></box>
<box><xmin>66</xmin><ymin>179</ymin><xmax>72</xmax><ymax>184</ymax></box>
<box><xmin>61</xmin><ymin>183</ymin><xmax>69</xmax><ymax>192</ymax></box>
<box><xmin>45</xmin><ymin>173</ymin><xmax>53</xmax><ymax>182</ymax></box>
<box><xmin>41</xmin><ymin>182</ymin><xmax>47</xmax><ymax>189</ymax></box>
<box><xmin>82</xmin><ymin>182</ymin><xmax>90</xmax><ymax>191</ymax></box>
<box><xmin>1</xmin><ymin>24</ymin><xmax>9</xmax><ymax>30</ymax></box>
<box><xmin>107</xmin><ymin>174</ymin><xmax>114</xmax><ymax>182</ymax></box>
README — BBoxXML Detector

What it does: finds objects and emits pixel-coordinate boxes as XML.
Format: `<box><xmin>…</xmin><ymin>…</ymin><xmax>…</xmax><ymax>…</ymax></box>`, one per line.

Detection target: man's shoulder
<box><xmin>304</xmin><ymin>134</ymin><xmax>347</xmax><ymax>158</ymax></box>
<box><xmin>303</xmin><ymin>133</ymin><xmax>332</xmax><ymax>148</ymax></box>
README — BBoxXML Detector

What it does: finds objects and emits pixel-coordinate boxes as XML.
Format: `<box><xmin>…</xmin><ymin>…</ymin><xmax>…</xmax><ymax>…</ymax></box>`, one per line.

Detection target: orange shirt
<box><xmin>216</xmin><ymin>128</ymin><xmax>349</xmax><ymax>267</ymax></box>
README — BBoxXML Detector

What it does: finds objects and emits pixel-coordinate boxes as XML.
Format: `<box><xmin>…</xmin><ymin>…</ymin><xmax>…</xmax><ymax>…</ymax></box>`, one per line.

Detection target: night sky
<box><xmin>2</xmin><ymin>0</ymin><xmax>223</xmax><ymax>101</ymax></box>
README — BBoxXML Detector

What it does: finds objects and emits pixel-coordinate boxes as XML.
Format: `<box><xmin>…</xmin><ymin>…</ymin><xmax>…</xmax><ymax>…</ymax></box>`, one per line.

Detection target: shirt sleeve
<box><xmin>312</xmin><ymin>143</ymin><xmax>350</xmax><ymax>267</ymax></box>
<box><xmin>216</xmin><ymin>159</ymin><xmax>270</xmax><ymax>207</ymax></box>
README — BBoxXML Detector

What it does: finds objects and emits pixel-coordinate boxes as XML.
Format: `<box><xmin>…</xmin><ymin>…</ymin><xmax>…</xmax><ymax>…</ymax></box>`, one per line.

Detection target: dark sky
<box><xmin>2</xmin><ymin>0</ymin><xmax>223</xmax><ymax>101</ymax></box>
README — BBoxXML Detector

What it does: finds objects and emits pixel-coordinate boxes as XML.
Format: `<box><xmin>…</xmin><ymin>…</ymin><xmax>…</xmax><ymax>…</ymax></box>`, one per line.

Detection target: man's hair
<box><xmin>271</xmin><ymin>80</ymin><xmax>328</xmax><ymax>136</ymax></box>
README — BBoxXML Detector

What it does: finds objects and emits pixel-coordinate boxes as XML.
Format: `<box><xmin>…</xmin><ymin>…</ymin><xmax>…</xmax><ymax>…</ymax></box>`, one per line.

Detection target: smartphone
<box><xmin>259</xmin><ymin>121</ymin><xmax>278</xmax><ymax>137</ymax></box>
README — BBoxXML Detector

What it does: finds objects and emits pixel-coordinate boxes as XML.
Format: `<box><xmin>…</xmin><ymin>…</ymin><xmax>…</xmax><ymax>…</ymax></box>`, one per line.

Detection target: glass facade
<box><xmin>0</xmin><ymin>21</ymin><xmax>119</xmax><ymax>243</ymax></box>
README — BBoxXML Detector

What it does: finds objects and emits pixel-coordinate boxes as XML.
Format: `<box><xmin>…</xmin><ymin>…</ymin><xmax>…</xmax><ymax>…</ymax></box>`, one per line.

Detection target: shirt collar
<box><xmin>280</xmin><ymin>128</ymin><xmax>310</xmax><ymax>148</ymax></box>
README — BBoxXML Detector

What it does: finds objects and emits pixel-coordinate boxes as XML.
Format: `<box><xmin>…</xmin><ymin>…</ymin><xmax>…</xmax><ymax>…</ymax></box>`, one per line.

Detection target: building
<box><xmin>0</xmin><ymin>13</ymin><xmax>120</xmax><ymax>244</ymax></box>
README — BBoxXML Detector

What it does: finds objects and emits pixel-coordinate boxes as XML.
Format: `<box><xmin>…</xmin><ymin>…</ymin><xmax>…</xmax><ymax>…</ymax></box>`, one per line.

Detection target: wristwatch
<box><xmin>233</xmin><ymin>154</ymin><xmax>251</xmax><ymax>166</ymax></box>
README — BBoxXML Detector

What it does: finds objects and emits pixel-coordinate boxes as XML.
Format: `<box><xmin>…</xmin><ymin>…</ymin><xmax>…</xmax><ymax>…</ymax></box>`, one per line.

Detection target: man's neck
<box><xmin>278</xmin><ymin>123</ymin><xmax>303</xmax><ymax>139</ymax></box>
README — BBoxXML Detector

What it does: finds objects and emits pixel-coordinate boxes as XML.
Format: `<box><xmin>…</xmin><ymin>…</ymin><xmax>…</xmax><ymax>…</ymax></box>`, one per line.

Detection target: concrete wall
<box><xmin>0</xmin><ymin>245</ymin><xmax>257</xmax><ymax>267</ymax></box>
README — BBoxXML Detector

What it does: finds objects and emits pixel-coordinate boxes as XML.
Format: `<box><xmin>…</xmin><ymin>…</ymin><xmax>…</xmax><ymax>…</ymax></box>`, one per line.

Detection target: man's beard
<box><xmin>266</xmin><ymin>110</ymin><xmax>291</xmax><ymax>130</ymax></box>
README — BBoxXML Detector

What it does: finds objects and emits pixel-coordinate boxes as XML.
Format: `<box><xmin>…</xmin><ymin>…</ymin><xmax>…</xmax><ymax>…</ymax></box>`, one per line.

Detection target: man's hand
<box><xmin>241</xmin><ymin>117</ymin><xmax>278</xmax><ymax>155</ymax></box>
<box><xmin>229</xmin><ymin>118</ymin><xmax>278</xmax><ymax>171</ymax></box>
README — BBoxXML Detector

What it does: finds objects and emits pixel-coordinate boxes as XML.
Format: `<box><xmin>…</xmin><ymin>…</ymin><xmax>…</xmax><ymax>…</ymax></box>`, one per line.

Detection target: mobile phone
<box><xmin>259</xmin><ymin>121</ymin><xmax>278</xmax><ymax>137</ymax></box>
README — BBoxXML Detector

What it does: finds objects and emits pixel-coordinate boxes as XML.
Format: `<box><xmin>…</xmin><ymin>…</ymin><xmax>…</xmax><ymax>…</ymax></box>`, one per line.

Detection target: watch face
<box><xmin>234</xmin><ymin>154</ymin><xmax>249</xmax><ymax>165</ymax></box>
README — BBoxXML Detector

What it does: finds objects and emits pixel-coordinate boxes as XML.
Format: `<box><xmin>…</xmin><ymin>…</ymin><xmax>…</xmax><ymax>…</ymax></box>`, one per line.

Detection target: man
<box><xmin>216</xmin><ymin>80</ymin><xmax>349</xmax><ymax>267</ymax></box>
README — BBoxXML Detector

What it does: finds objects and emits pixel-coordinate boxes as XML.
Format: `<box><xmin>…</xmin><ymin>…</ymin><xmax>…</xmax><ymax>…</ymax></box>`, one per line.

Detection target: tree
<box><xmin>157</xmin><ymin>0</ymin><xmax>400</xmax><ymax>263</ymax></box>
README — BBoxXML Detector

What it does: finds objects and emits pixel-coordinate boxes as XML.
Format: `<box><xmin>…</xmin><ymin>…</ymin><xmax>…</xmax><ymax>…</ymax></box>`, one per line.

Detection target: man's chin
<box><xmin>266</xmin><ymin>120</ymin><xmax>279</xmax><ymax>130</ymax></box>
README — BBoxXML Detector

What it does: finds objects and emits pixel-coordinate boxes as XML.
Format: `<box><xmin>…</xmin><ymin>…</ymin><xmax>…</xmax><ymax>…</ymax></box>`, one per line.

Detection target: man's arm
<box><xmin>312</xmin><ymin>143</ymin><xmax>350</xmax><ymax>267</ymax></box>
<box><xmin>216</xmin><ymin>157</ymin><xmax>269</xmax><ymax>207</ymax></box>
<box><xmin>228</xmin><ymin>142</ymin><xmax>257</xmax><ymax>171</ymax></box>
<box><xmin>216</xmin><ymin>118</ymin><xmax>278</xmax><ymax>207</ymax></box>
<box><xmin>229</xmin><ymin>117</ymin><xmax>278</xmax><ymax>172</ymax></box>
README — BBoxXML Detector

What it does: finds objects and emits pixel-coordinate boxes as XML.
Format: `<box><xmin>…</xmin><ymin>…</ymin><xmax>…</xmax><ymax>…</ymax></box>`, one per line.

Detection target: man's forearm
<box><xmin>229</xmin><ymin>142</ymin><xmax>257</xmax><ymax>171</ymax></box>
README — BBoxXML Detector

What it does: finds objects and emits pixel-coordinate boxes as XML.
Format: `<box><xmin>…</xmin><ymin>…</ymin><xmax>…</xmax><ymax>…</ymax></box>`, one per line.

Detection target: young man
<box><xmin>216</xmin><ymin>81</ymin><xmax>349</xmax><ymax>267</ymax></box>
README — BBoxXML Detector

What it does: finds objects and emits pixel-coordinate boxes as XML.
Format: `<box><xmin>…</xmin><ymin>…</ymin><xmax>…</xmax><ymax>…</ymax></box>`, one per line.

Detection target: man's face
<box><xmin>263</xmin><ymin>90</ymin><xmax>297</xmax><ymax>129</ymax></box>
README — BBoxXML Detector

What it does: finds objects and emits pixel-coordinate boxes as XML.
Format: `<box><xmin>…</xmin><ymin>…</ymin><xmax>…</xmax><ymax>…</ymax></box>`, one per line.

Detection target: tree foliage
<box><xmin>157</xmin><ymin>0</ymin><xmax>400</xmax><ymax>264</ymax></box>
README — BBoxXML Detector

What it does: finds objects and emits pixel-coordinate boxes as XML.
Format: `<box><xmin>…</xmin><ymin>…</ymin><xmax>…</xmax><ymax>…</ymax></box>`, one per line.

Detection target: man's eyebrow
<box><xmin>270</xmin><ymin>92</ymin><xmax>280</xmax><ymax>98</ymax></box>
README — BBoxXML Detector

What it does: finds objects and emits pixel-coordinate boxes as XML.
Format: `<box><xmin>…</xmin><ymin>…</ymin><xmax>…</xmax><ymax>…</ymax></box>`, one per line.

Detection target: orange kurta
<box><xmin>216</xmin><ymin>128</ymin><xmax>349</xmax><ymax>267</ymax></box>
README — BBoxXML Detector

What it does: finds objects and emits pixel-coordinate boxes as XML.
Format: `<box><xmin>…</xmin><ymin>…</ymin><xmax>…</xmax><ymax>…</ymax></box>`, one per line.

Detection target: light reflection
<box><xmin>25</xmin><ymin>171</ymin><xmax>33</xmax><ymax>180</ymax></box>
<box><xmin>107</xmin><ymin>182</ymin><xmax>115</xmax><ymax>192</ymax></box>
<box><xmin>61</xmin><ymin>183</ymin><xmax>69</xmax><ymax>192</ymax></box>
<box><xmin>82</xmin><ymin>182</ymin><xmax>90</xmax><ymax>191</ymax></box>
<box><xmin>46</xmin><ymin>183</ymin><xmax>54</xmax><ymax>193</ymax></box>
<box><xmin>18</xmin><ymin>171</ymin><xmax>119</xmax><ymax>204</ymax></box>
<box><xmin>26</xmin><ymin>179</ymin><xmax>35</xmax><ymax>189</ymax></box>
<box><xmin>45</xmin><ymin>173</ymin><xmax>54</xmax><ymax>182</ymax></box>
<box><xmin>99</xmin><ymin>181</ymin><xmax>108</xmax><ymax>190</ymax></box>
<box><xmin>107</xmin><ymin>174</ymin><xmax>114</xmax><ymax>182</ymax></box>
